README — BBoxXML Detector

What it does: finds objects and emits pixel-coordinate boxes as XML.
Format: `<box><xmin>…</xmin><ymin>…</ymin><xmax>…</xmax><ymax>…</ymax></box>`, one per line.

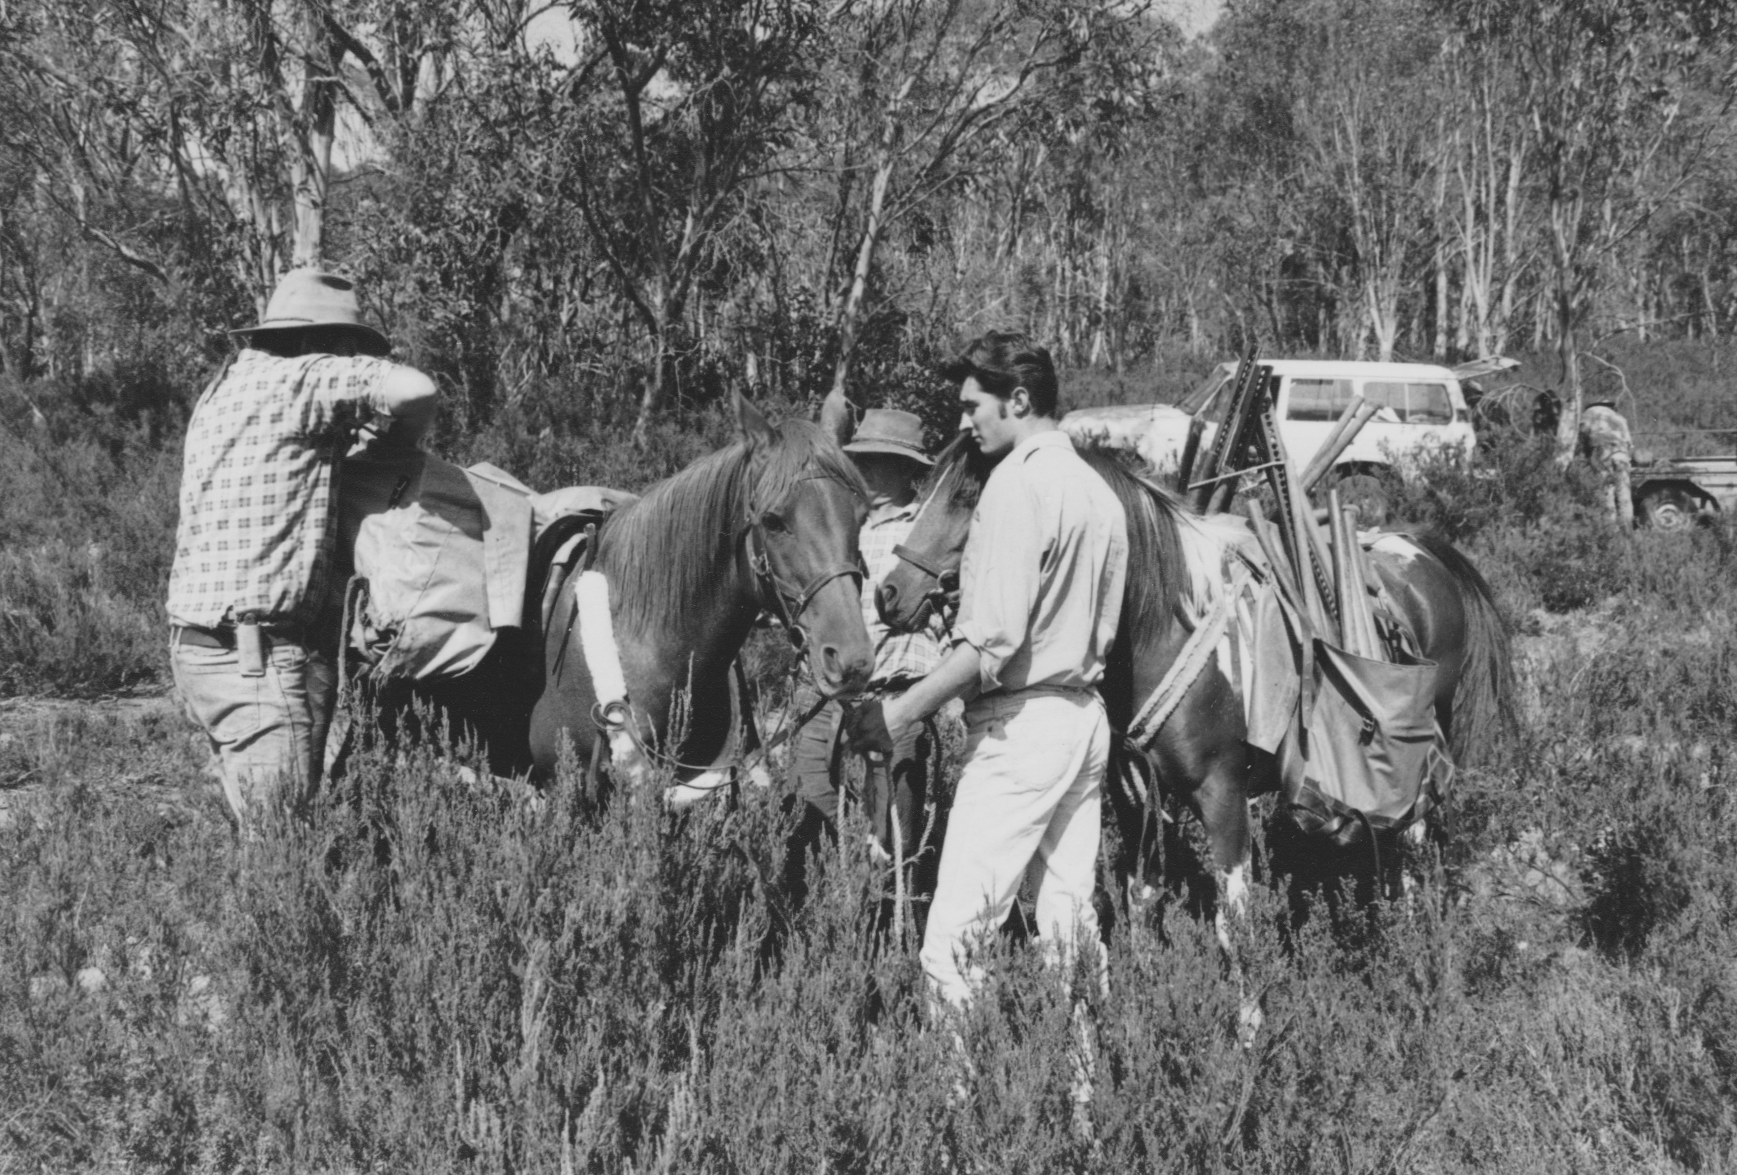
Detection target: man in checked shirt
<box><xmin>167</xmin><ymin>269</ymin><xmax>438</xmax><ymax>831</ymax></box>
<box><xmin>786</xmin><ymin>408</ymin><xmax>942</xmax><ymax>887</ymax></box>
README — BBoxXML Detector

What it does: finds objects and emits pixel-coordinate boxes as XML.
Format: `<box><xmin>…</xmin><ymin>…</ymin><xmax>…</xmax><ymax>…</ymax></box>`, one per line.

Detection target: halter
<box><xmin>743</xmin><ymin>473</ymin><xmax>864</xmax><ymax>652</ymax></box>
<box><xmin>885</xmin><ymin>466</ymin><xmax>965</xmax><ymax>622</ymax></box>
<box><xmin>890</xmin><ymin>542</ymin><xmax>960</xmax><ymax>626</ymax></box>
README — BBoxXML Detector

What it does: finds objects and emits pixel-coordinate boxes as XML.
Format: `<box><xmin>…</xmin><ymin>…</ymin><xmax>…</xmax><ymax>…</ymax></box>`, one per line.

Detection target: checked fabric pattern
<box><xmin>167</xmin><ymin>349</ymin><xmax>394</xmax><ymax>629</ymax></box>
<box><xmin>859</xmin><ymin>500</ymin><xmax>942</xmax><ymax>685</ymax></box>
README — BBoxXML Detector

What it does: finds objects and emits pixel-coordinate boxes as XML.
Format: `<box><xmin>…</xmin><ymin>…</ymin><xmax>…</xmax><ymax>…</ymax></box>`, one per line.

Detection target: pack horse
<box><xmin>877</xmin><ymin>436</ymin><xmax>1515</xmax><ymax>935</ymax></box>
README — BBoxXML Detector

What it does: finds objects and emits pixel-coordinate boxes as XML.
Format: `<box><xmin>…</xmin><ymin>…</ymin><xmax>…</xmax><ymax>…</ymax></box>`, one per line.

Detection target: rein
<box><xmin>573</xmin><ymin>464</ymin><xmax>865</xmax><ymax>791</ymax></box>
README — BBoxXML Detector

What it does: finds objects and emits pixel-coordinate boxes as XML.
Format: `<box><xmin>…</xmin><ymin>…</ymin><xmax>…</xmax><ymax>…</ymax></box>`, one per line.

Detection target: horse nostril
<box><xmin>817</xmin><ymin>644</ymin><xmax>869</xmax><ymax>692</ymax></box>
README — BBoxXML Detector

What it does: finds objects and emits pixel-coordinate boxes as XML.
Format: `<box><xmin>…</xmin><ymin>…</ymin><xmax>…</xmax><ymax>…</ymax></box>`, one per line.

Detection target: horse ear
<box><xmin>735</xmin><ymin>392</ymin><xmax>776</xmax><ymax>447</ymax></box>
<box><xmin>819</xmin><ymin>387</ymin><xmax>856</xmax><ymax>449</ymax></box>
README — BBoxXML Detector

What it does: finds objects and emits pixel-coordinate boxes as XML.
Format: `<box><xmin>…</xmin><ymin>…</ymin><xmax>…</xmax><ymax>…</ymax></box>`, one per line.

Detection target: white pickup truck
<box><xmin>1062</xmin><ymin>359</ymin><xmax>1479</xmax><ymax>485</ymax></box>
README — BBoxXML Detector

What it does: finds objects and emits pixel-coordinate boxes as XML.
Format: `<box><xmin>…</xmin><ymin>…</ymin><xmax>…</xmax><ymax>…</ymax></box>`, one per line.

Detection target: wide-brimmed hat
<box><xmin>843</xmin><ymin>409</ymin><xmax>933</xmax><ymax>466</ymax></box>
<box><xmin>232</xmin><ymin>268</ymin><xmax>390</xmax><ymax>355</ymax></box>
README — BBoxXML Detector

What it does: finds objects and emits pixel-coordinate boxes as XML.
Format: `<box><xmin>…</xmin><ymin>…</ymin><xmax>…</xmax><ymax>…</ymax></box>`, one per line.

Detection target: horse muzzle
<box><xmin>811</xmin><ymin>640</ymin><xmax>871</xmax><ymax>701</ymax></box>
<box><xmin>876</xmin><ymin>572</ymin><xmax>955</xmax><ymax>634</ymax></box>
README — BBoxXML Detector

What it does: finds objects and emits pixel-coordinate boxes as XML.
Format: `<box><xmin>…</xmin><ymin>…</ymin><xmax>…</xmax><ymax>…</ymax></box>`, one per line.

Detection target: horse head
<box><xmin>876</xmin><ymin>433</ymin><xmax>986</xmax><ymax>633</ymax></box>
<box><xmin>736</xmin><ymin>395</ymin><xmax>874</xmax><ymax>699</ymax></box>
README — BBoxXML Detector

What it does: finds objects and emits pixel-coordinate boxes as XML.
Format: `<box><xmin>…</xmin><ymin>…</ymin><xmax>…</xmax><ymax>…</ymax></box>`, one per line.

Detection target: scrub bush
<box><xmin>8</xmin><ymin>344</ymin><xmax>1737</xmax><ymax>1170</ymax></box>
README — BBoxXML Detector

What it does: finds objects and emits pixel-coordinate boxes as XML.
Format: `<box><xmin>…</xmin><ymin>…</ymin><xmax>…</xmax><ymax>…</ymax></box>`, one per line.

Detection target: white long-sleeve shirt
<box><xmin>952</xmin><ymin>429</ymin><xmax>1129</xmax><ymax>695</ymax></box>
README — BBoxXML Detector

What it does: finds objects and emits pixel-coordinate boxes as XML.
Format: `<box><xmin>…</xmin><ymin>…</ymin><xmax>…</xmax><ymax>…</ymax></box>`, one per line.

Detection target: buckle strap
<box><xmin>171</xmin><ymin>620</ymin><xmax>305</xmax><ymax>650</ymax></box>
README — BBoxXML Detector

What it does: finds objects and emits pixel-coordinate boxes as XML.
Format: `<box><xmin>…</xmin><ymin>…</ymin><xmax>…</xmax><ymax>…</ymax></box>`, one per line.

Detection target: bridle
<box><xmin>743</xmin><ymin>473</ymin><xmax>864</xmax><ymax>652</ymax></box>
<box><xmin>890</xmin><ymin>541</ymin><xmax>959</xmax><ymax>616</ymax></box>
<box><xmin>887</xmin><ymin>477</ymin><xmax>962</xmax><ymax>624</ymax></box>
<box><xmin>882</xmin><ymin>462</ymin><xmax>965</xmax><ymax>625</ymax></box>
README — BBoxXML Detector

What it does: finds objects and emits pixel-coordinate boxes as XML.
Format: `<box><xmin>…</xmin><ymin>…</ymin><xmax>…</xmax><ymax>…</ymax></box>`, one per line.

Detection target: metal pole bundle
<box><xmin>1300</xmin><ymin>397</ymin><xmax>1381</xmax><ymax>494</ymax></box>
<box><xmin>1183</xmin><ymin>348</ymin><xmax>1400</xmax><ymax>656</ymax></box>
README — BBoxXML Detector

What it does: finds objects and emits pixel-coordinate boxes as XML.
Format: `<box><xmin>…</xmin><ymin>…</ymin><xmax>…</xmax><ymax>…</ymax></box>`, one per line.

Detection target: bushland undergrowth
<box><xmin>4</xmin><ymin>345</ymin><xmax>1737</xmax><ymax>1170</ymax></box>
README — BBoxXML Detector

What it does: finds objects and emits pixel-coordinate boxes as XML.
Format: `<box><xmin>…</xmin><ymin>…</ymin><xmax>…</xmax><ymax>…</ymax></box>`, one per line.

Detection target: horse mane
<box><xmin>1076</xmin><ymin>450</ymin><xmax>1190</xmax><ymax>635</ymax></box>
<box><xmin>596</xmin><ymin>417</ymin><xmax>867</xmax><ymax>636</ymax></box>
<box><xmin>921</xmin><ymin>432</ymin><xmax>1192</xmax><ymax>632</ymax></box>
<box><xmin>921</xmin><ymin>432</ymin><xmax>995</xmax><ymax>509</ymax></box>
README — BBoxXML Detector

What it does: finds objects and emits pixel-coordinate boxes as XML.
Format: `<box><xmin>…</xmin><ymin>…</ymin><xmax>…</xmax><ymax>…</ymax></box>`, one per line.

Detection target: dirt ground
<box><xmin>0</xmin><ymin>608</ymin><xmax>1608</xmax><ymax>830</ymax></box>
<box><xmin>0</xmin><ymin>689</ymin><xmax>209</xmax><ymax>830</ymax></box>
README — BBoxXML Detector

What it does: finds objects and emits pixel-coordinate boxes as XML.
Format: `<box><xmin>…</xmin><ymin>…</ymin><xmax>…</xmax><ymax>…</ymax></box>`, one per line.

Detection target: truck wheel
<box><xmin>1332</xmin><ymin>473</ymin><xmax>1391</xmax><ymax>528</ymax></box>
<box><xmin>1636</xmin><ymin>485</ymin><xmax>1697</xmax><ymax>532</ymax></box>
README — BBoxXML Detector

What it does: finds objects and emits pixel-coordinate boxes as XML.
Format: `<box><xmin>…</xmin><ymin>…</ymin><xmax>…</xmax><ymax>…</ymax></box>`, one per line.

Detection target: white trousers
<box><xmin>921</xmin><ymin>688</ymin><xmax>1110</xmax><ymax>1010</ymax></box>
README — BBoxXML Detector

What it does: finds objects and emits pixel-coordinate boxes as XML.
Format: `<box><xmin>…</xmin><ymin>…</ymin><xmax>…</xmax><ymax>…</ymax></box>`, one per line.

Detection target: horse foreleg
<box><xmin>1198</xmin><ymin>773</ymin><xmax>1262</xmax><ymax>1047</ymax></box>
<box><xmin>1214</xmin><ymin>856</ymin><xmax>1264</xmax><ymax>1048</ymax></box>
<box><xmin>1397</xmin><ymin>816</ymin><xmax>1438</xmax><ymax>917</ymax></box>
<box><xmin>1213</xmin><ymin>859</ymin><xmax>1250</xmax><ymax>959</ymax></box>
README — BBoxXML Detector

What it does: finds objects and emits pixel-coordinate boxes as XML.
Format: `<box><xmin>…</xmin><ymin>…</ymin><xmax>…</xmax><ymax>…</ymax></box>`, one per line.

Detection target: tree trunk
<box><xmin>829</xmin><ymin>151</ymin><xmax>897</xmax><ymax>400</ymax></box>
<box><xmin>828</xmin><ymin>68</ymin><xmax>914</xmax><ymax>402</ymax></box>
<box><xmin>633</xmin><ymin>339</ymin><xmax>677</xmax><ymax>449</ymax></box>
<box><xmin>1552</xmin><ymin>307</ymin><xmax>1582</xmax><ymax>469</ymax></box>
<box><xmin>289</xmin><ymin>89</ymin><xmax>336</xmax><ymax>268</ymax></box>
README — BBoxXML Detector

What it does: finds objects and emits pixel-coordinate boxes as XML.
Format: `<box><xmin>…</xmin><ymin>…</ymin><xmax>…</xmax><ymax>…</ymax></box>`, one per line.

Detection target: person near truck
<box><xmin>167</xmin><ymin>268</ymin><xmax>438</xmax><ymax>830</ymax></box>
<box><xmin>1579</xmin><ymin>400</ymin><xmax>1635</xmax><ymax>527</ymax></box>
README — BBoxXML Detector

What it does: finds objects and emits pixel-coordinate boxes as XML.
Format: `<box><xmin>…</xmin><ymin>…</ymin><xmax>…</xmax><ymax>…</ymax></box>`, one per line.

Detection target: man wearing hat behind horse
<box><xmin>787</xmin><ymin>408</ymin><xmax>943</xmax><ymax>887</ymax></box>
<box><xmin>848</xmin><ymin>332</ymin><xmax>1128</xmax><ymax>1014</ymax></box>
<box><xmin>168</xmin><ymin>268</ymin><xmax>438</xmax><ymax>830</ymax></box>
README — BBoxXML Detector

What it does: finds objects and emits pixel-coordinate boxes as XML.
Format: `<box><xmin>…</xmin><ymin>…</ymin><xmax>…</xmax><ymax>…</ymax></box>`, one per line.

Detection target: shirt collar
<box><xmin>1008</xmin><ymin>428</ymin><xmax>1075</xmax><ymax>464</ymax></box>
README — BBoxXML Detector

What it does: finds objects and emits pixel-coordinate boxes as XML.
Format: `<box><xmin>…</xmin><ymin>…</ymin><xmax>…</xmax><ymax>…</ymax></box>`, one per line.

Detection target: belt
<box><xmin>171</xmin><ymin>621</ymin><xmax>303</xmax><ymax>650</ymax></box>
<box><xmin>968</xmin><ymin>682</ymin><xmax>1100</xmax><ymax>712</ymax></box>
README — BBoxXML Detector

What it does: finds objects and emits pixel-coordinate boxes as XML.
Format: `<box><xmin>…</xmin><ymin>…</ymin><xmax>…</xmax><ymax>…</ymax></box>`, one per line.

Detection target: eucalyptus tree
<box><xmin>1453</xmin><ymin>0</ymin><xmax>1734</xmax><ymax>462</ymax></box>
<box><xmin>559</xmin><ymin>0</ymin><xmax>823</xmax><ymax>445</ymax></box>
<box><xmin>809</xmin><ymin>0</ymin><xmax>1167</xmax><ymax>424</ymax></box>
<box><xmin>1290</xmin><ymin>0</ymin><xmax>1447</xmax><ymax>360</ymax></box>
<box><xmin>1</xmin><ymin>0</ymin><xmax>453</xmax><ymax>314</ymax></box>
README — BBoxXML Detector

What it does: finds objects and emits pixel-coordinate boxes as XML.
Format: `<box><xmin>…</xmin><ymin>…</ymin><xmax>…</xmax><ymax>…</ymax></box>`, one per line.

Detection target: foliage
<box><xmin>3</xmin><ymin>0</ymin><xmax>1735</xmax><ymax>433</ymax></box>
<box><xmin>5</xmin><ymin>340</ymin><xmax>1737</xmax><ymax>1167</ymax></box>
<box><xmin>0</xmin><ymin>380</ymin><xmax>179</xmax><ymax>696</ymax></box>
<box><xmin>9</xmin><ymin>510</ymin><xmax>1737</xmax><ymax>1167</ymax></box>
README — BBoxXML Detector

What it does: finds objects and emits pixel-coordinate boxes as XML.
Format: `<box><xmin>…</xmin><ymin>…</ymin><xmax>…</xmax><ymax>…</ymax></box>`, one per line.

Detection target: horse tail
<box><xmin>1409</xmin><ymin>532</ymin><xmax>1517</xmax><ymax>767</ymax></box>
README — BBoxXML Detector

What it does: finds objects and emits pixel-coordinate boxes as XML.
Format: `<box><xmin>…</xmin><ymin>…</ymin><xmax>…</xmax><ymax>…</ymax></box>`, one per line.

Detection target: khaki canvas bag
<box><xmin>338</xmin><ymin>449</ymin><xmax>534</xmax><ymax>682</ymax></box>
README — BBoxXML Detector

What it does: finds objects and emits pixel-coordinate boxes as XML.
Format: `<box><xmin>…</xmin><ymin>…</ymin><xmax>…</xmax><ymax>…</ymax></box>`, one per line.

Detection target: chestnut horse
<box><xmin>410</xmin><ymin>397</ymin><xmax>874</xmax><ymax>793</ymax></box>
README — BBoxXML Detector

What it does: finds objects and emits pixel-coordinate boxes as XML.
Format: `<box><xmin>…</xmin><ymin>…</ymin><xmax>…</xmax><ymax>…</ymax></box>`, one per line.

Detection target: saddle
<box><xmin>337</xmin><ymin>446</ymin><xmax>633</xmax><ymax>684</ymax></box>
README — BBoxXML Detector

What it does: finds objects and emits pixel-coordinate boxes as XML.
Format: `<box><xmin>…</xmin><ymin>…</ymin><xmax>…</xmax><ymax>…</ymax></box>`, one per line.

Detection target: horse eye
<box><xmin>762</xmin><ymin>512</ymin><xmax>787</xmax><ymax>533</ymax></box>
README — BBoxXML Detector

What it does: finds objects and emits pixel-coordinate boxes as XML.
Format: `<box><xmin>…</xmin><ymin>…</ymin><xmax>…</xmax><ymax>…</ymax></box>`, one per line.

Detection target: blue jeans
<box><xmin>171</xmin><ymin>636</ymin><xmax>336</xmax><ymax>828</ymax></box>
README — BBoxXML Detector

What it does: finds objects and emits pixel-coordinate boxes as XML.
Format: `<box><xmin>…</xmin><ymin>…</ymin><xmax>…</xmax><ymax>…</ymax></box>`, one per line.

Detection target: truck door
<box><xmin>1355</xmin><ymin>379</ymin><xmax>1461</xmax><ymax>466</ymax></box>
<box><xmin>1281</xmin><ymin>376</ymin><xmax>1355</xmax><ymax>468</ymax></box>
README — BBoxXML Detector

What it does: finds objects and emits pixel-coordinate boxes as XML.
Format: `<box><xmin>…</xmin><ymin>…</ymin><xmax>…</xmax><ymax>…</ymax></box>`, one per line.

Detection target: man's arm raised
<box><xmin>377</xmin><ymin>365</ymin><xmax>438</xmax><ymax>447</ymax></box>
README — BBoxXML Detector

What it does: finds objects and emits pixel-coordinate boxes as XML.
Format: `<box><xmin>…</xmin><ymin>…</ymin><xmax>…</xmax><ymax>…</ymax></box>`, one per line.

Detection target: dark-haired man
<box><xmin>848</xmin><ymin>331</ymin><xmax>1128</xmax><ymax>1010</ymax></box>
<box><xmin>168</xmin><ymin>268</ymin><xmax>438</xmax><ymax>830</ymax></box>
